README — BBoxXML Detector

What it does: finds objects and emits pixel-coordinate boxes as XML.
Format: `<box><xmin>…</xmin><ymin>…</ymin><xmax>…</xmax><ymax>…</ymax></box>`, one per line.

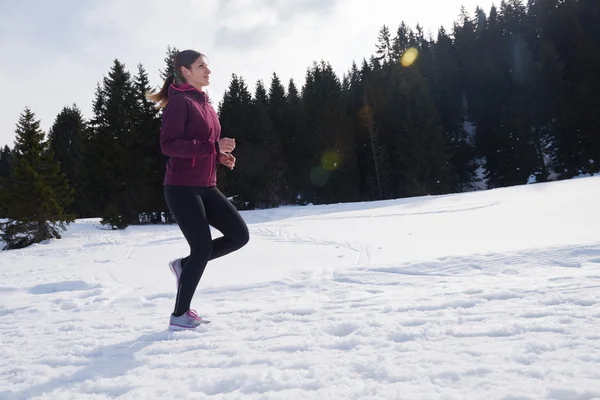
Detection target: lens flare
<box><xmin>321</xmin><ymin>151</ymin><xmax>340</xmax><ymax>171</ymax></box>
<box><xmin>400</xmin><ymin>47</ymin><xmax>419</xmax><ymax>67</ymax></box>
<box><xmin>309</xmin><ymin>151</ymin><xmax>341</xmax><ymax>187</ymax></box>
<box><xmin>310</xmin><ymin>166</ymin><xmax>329</xmax><ymax>187</ymax></box>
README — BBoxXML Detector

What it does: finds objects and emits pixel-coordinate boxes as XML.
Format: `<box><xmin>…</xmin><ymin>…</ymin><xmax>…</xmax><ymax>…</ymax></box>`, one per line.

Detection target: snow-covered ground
<box><xmin>1</xmin><ymin>176</ymin><xmax>600</xmax><ymax>399</ymax></box>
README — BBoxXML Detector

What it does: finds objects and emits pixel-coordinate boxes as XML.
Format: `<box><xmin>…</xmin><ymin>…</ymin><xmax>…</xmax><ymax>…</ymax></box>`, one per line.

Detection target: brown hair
<box><xmin>147</xmin><ymin>49</ymin><xmax>206</xmax><ymax>108</ymax></box>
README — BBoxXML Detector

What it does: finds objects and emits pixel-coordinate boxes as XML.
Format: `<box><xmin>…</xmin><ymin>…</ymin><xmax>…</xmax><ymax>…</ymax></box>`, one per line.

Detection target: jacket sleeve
<box><xmin>160</xmin><ymin>95</ymin><xmax>216</xmax><ymax>159</ymax></box>
<box><xmin>215</xmin><ymin>140</ymin><xmax>221</xmax><ymax>164</ymax></box>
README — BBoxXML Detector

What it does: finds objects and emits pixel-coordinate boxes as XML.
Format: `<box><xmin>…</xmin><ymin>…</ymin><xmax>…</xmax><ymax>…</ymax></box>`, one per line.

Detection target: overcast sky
<box><xmin>0</xmin><ymin>0</ymin><xmax>496</xmax><ymax>147</ymax></box>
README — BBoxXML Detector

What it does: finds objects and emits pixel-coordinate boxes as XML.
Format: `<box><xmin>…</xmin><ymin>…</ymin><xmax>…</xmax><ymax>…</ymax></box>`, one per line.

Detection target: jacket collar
<box><xmin>169</xmin><ymin>83</ymin><xmax>208</xmax><ymax>103</ymax></box>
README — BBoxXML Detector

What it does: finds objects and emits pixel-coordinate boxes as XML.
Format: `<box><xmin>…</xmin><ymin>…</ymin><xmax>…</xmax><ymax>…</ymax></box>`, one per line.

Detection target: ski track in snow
<box><xmin>1</xmin><ymin>176</ymin><xmax>600</xmax><ymax>399</ymax></box>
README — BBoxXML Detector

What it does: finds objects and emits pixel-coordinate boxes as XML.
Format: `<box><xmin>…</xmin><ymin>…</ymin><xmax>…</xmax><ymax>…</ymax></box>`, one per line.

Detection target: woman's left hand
<box><xmin>218</xmin><ymin>153</ymin><xmax>236</xmax><ymax>170</ymax></box>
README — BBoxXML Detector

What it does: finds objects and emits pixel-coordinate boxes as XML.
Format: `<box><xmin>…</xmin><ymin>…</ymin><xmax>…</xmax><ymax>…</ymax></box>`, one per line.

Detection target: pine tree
<box><xmin>220</xmin><ymin>77</ymin><xmax>287</xmax><ymax>208</ymax></box>
<box><xmin>0</xmin><ymin>145</ymin><xmax>11</xmax><ymax>181</ymax></box>
<box><xmin>576</xmin><ymin>0</ymin><xmax>600</xmax><ymax>173</ymax></box>
<box><xmin>217</xmin><ymin>74</ymin><xmax>256</xmax><ymax>208</ymax></box>
<box><xmin>468</xmin><ymin>3</ymin><xmax>504</xmax><ymax>186</ymax></box>
<box><xmin>282</xmin><ymin>79</ymin><xmax>305</xmax><ymax>203</ymax></box>
<box><xmin>344</xmin><ymin>61</ymin><xmax>369</xmax><ymax>200</ymax></box>
<box><xmin>300</xmin><ymin>61</ymin><xmax>359</xmax><ymax>204</ymax></box>
<box><xmin>267</xmin><ymin>73</ymin><xmax>297</xmax><ymax>204</ymax></box>
<box><xmin>80</xmin><ymin>83</ymin><xmax>109</xmax><ymax>217</ymax></box>
<box><xmin>453</xmin><ymin>7</ymin><xmax>480</xmax><ymax>126</ymax></box>
<box><xmin>414</xmin><ymin>24</ymin><xmax>435</xmax><ymax>84</ymax></box>
<box><xmin>47</xmin><ymin>105</ymin><xmax>87</xmax><ymax>217</ymax></box>
<box><xmin>133</xmin><ymin>63</ymin><xmax>164</xmax><ymax>223</ymax></box>
<box><xmin>392</xmin><ymin>22</ymin><xmax>415</xmax><ymax>61</ymax></box>
<box><xmin>252</xmin><ymin>80</ymin><xmax>286</xmax><ymax>207</ymax></box>
<box><xmin>375</xmin><ymin>25</ymin><xmax>394</xmax><ymax>63</ymax></box>
<box><xmin>343</xmin><ymin>59</ymin><xmax>392</xmax><ymax>201</ymax></box>
<box><xmin>84</xmin><ymin>59</ymin><xmax>142</xmax><ymax>228</ymax></box>
<box><xmin>160</xmin><ymin>45</ymin><xmax>180</xmax><ymax>80</ymax></box>
<box><xmin>0</xmin><ymin>145</ymin><xmax>12</xmax><ymax>217</ymax></box>
<box><xmin>451</xmin><ymin>2</ymin><xmax>540</xmax><ymax>187</ymax></box>
<box><xmin>358</xmin><ymin>94</ymin><xmax>391</xmax><ymax>200</ymax></box>
<box><xmin>486</xmin><ymin>0</ymin><xmax>546</xmax><ymax>185</ymax></box>
<box><xmin>432</xmin><ymin>27</ymin><xmax>477</xmax><ymax>191</ymax></box>
<box><xmin>542</xmin><ymin>0</ymin><xmax>600</xmax><ymax>177</ymax></box>
<box><xmin>0</xmin><ymin>108</ymin><xmax>74</xmax><ymax>250</ymax></box>
<box><xmin>387</xmin><ymin>65</ymin><xmax>457</xmax><ymax>196</ymax></box>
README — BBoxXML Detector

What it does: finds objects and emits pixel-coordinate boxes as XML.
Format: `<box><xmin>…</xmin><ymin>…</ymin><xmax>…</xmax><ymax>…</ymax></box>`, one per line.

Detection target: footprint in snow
<box><xmin>28</xmin><ymin>280</ymin><xmax>102</xmax><ymax>295</ymax></box>
<box><xmin>321</xmin><ymin>322</ymin><xmax>359</xmax><ymax>337</ymax></box>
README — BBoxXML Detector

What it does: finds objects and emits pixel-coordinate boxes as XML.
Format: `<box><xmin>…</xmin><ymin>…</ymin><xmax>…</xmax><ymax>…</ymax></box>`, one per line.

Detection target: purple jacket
<box><xmin>160</xmin><ymin>83</ymin><xmax>221</xmax><ymax>187</ymax></box>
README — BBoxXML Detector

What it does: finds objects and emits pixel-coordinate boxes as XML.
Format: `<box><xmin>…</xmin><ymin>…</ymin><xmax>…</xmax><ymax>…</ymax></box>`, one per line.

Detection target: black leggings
<box><xmin>164</xmin><ymin>185</ymin><xmax>249</xmax><ymax>316</ymax></box>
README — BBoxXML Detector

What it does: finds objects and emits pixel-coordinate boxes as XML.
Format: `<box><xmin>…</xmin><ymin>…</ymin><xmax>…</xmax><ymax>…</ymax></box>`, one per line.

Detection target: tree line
<box><xmin>1</xmin><ymin>0</ymin><xmax>598</xmax><ymax>249</ymax></box>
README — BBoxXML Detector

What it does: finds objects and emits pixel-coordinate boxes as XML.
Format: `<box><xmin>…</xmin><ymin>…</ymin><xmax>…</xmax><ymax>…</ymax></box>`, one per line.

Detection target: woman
<box><xmin>148</xmin><ymin>49</ymin><xmax>249</xmax><ymax>330</ymax></box>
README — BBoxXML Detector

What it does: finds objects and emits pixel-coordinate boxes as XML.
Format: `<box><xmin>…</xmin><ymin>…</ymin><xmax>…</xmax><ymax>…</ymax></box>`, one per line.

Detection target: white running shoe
<box><xmin>169</xmin><ymin>309</ymin><xmax>210</xmax><ymax>330</ymax></box>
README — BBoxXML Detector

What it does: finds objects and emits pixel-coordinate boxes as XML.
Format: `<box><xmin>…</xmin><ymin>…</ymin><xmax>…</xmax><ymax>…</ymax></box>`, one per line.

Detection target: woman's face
<box><xmin>181</xmin><ymin>56</ymin><xmax>211</xmax><ymax>88</ymax></box>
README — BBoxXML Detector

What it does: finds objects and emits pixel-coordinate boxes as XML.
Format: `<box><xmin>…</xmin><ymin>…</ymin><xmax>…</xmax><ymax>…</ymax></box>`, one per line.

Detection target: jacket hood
<box><xmin>168</xmin><ymin>83</ymin><xmax>208</xmax><ymax>103</ymax></box>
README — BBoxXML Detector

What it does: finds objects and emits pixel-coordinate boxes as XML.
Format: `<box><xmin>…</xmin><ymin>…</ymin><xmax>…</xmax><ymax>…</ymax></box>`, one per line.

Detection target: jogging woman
<box><xmin>148</xmin><ymin>49</ymin><xmax>249</xmax><ymax>330</ymax></box>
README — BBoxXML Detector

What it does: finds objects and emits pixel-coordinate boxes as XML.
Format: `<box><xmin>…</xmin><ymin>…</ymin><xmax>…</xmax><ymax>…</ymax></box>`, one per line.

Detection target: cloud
<box><xmin>0</xmin><ymin>1</ymin><xmax>98</xmax><ymax>55</ymax></box>
<box><xmin>216</xmin><ymin>0</ymin><xmax>335</xmax><ymax>23</ymax></box>
<box><xmin>214</xmin><ymin>25</ymin><xmax>274</xmax><ymax>49</ymax></box>
<box><xmin>213</xmin><ymin>0</ymin><xmax>337</xmax><ymax>49</ymax></box>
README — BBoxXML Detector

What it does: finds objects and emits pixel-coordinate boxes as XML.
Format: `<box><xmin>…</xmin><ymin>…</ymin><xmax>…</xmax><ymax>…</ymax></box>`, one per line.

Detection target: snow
<box><xmin>2</xmin><ymin>175</ymin><xmax>600</xmax><ymax>399</ymax></box>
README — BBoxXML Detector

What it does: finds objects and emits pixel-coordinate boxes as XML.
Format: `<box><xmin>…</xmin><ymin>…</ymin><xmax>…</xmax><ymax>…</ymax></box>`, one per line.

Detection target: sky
<box><xmin>0</xmin><ymin>0</ymin><xmax>497</xmax><ymax>147</ymax></box>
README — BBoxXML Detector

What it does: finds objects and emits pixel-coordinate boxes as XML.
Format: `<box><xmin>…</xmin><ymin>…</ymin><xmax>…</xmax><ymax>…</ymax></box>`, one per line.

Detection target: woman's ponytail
<box><xmin>146</xmin><ymin>73</ymin><xmax>175</xmax><ymax>109</ymax></box>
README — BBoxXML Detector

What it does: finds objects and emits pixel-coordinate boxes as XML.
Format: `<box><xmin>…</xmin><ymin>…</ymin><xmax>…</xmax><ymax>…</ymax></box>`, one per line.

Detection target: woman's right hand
<box><xmin>218</xmin><ymin>137</ymin><xmax>236</xmax><ymax>153</ymax></box>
